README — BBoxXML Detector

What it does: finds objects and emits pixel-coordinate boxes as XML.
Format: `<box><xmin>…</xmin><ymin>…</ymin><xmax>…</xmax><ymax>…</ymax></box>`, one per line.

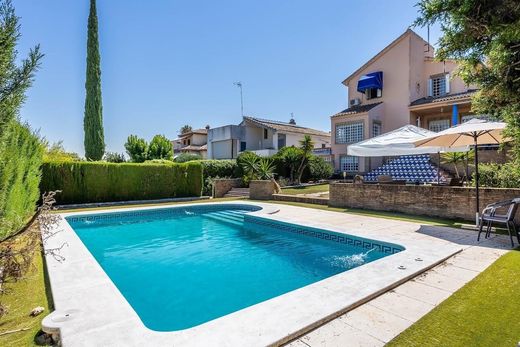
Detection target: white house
<box><xmin>207</xmin><ymin>116</ymin><xmax>331</xmax><ymax>160</ymax></box>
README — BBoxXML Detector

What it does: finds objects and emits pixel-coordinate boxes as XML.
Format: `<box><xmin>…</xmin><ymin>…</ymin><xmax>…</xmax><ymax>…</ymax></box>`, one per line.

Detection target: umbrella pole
<box><xmin>474</xmin><ymin>135</ymin><xmax>479</xmax><ymax>226</ymax></box>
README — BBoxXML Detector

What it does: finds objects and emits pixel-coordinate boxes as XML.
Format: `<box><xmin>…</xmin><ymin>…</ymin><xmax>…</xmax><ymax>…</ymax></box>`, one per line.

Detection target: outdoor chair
<box><xmin>477</xmin><ymin>198</ymin><xmax>520</xmax><ymax>247</ymax></box>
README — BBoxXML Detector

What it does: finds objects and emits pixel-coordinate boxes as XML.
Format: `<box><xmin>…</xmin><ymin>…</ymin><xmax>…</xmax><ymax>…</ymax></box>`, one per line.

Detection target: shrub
<box><xmin>308</xmin><ymin>156</ymin><xmax>333</xmax><ymax>181</ymax></box>
<box><xmin>174</xmin><ymin>153</ymin><xmax>202</xmax><ymax>163</ymax></box>
<box><xmin>477</xmin><ymin>162</ymin><xmax>520</xmax><ymax>188</ymax></box>
<box><xmin>104</xmin><ymin>151</ymin><xmax>126</xmax><ymax>163</ymax></box>
<box><xmin>43</xmin><ymin>141</ymin><xmax>81</xmax><ymax>162</ymax></box>
<box><xmin>125</xmin><ymin>135</ymin><xmax>148</xmax><ymax>163</ymax></box>
<box><xmin>200</xmin><ymin>160</ymin><xmax>238</xmax><ymax>178</ymax></box>
<box><xmin>40</xmin><ymin>161</ymin><xmax>203</xmax><ymax>204</ymax></box>
<box><xmin>148</xmin><ymin>134</ymin><xmax>173</xmax><ymax>160</ymax></box>
<box><xmin>273</xmin><ymin>147</ymin><xmax>303</xmax><ymax>183</ymax></box>
<box><xmin>0</xmin><ymin>122</ymin><xmax>43</xmax><ymax>239</ymax></box>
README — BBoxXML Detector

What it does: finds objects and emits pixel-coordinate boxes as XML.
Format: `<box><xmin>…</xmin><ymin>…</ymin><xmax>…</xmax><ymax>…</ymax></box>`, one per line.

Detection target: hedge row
<box><xmin>0</xmin><ymin>121</ymin><xmax>43</xmax><ymax>239</ymax></box>
<box><xmin>41</xmin><ymin>161</ymin><xmax>203</xmax><ymax>204</ymax></box>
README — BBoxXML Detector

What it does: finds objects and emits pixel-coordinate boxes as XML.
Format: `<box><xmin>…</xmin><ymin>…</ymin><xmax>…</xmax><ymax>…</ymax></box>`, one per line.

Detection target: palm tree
<box><xmin>179</xmin><ymin>125</ymin><xmax>192</xmax><ymax>134</ymax></box>
<box><xmin>441</xmin><ymin>150</ymin><xmax>474</xmax><ymax>179</ymax></box>
<box><xmin>296</xmin><ymin>135</ymin><xmax>314</xmax><ymax>184</ymax></box>
<box><xmin>256</xmin><ymin>158</ymin><xmax>275</xmax><ymax>180</ymax></box>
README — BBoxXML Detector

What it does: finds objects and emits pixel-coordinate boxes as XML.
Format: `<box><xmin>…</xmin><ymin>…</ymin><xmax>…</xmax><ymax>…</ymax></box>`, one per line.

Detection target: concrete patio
<box><xmin>286</xmin><ymin>226</ymin><xmax>512</xmax><ymax>346</ymax></box>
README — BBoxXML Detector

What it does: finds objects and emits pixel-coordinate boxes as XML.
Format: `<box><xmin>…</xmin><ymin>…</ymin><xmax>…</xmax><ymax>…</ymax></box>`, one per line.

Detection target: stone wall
<box><xmin>273</xmin><ymin>194</ymin><xmax>329</xmax><ymax>205</ymax></box>
<box><xmin>329</xmin><ymin>182</ymin><xmax>520</xmax><ymax>222</ymax></box>
<box><xmin>213</xmin><ymin>178</ymin><xmax>242</xmax><ymax>198</ymax></box>
<box><xmin>250</xmin><ymin>180</ymin><xmax>277</xmax><ymax>200</ymax></box>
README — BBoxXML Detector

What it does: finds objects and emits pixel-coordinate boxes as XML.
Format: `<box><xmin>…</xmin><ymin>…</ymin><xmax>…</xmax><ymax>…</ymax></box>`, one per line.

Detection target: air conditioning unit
<box><xmin>349</xmin><ymin>98</ymin><xmax>361</xmax><ymax>107</ymax></box>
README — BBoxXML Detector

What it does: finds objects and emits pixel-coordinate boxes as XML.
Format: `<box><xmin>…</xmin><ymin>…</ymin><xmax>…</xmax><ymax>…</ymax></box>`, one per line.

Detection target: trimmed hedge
<box><xmin>41</xmin><ymin>161</ymin><xmax>203</xmax><ymax>204</ymax></box>
<box><xmin>0</xmin><ymin>121</ymin><xmax>43</xmax><ymax>239</ymax></box>
<box><xmin>200</xmin><ymin>159</ymin><xmax>238</xmax><ymax>178</ymax></box>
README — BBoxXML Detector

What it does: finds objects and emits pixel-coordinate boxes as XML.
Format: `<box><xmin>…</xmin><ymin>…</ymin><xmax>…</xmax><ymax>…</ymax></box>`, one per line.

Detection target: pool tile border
<box><xmin>245</xmin><ymin>215</ymin><xmax>404</xmax><ymax>254</ymax></box>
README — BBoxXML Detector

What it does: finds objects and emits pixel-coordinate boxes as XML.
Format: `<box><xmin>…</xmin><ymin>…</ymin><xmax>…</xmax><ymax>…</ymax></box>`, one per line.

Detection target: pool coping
<box><xmin>41</xmin><ymin>201</ymin><xmax>463</xmax><ymax>347</ymax></box>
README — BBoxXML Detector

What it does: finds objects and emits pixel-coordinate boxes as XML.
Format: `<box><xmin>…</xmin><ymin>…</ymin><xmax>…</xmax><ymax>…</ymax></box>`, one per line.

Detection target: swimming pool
<box><xmin>67</xmin><ymin>204</ymin><xmax>404</xmax><ymax>331</ymax></box>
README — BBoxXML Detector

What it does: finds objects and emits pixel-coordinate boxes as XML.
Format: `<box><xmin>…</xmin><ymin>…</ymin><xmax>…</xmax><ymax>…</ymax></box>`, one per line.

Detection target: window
<box><xmin>365</xmin><ymin>88</ymin><xmax>382</xmax><ymax>99</ymax></box>
<box><xmin>335</xmin><ymin>122</ymin><xmax>364</xmax><ymax>144</ymax></box>
<box><xmin>429</xmin><ymin>119</ymin><xmax>450</xmax><ymax>132</ymax></box>
<box><xmin>372</xmin><ymin>122</ymin><xmax>382</xmax><ymax>137</ymax></box>
<box><xmin>240</xmin><ymin>141</ymin><xmax>246</xmax><ymax>152</ymax></box>
<box><xmin>277</xmin><ymin>133</ymin><xmax>286</xmax><ymax>149</ymax></box>
<box><xmin>340</xmin><ymin>156</ymin><xmax>359</xmax><ymax>172</ymax></box>
<box><xmin>430</xmin><ymin>74</ymin><xmax>450</xmax><ymax>97</ymax></box>
<box><xmin>263</xmin><ymin>129</ymin><xmax>268</xmax><ymax>139</ymax></box>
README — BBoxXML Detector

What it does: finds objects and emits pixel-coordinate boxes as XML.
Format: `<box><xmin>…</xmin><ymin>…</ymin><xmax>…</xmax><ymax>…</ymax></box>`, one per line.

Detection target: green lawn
<box><xmin>0</xmin><ymin>236</ymin><xmax>52</xmax><ymax>347</ymax></box>
<box><xmin>280</xmin><ymin>183</ymin><xmax>329</xmax><ymax>195</ymax></box>
<box><xmin>266</xmin><ymin>200</ymin><xmax>466</xmax><ymax>228</ymax></box>
<box><xmin>388</xmin><ymin>248</ymin><xmax>520</xmax><ymax>347</ymax></box>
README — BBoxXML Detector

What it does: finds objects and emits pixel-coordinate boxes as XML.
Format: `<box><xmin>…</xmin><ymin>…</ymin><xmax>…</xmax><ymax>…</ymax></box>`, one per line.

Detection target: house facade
<box><xmin>207</xmin><ymin>116</ymin><xmax>331</xmax><ymax>160</ymax></box>
<box><xmin>171</xmin><ymin>127</ymin><xmax>208</xmax><ymax>159</ymax></box>
<box><xmin>331</xmin><ymin>29</ymin><xmax>477</xmax><ymax>173</ymax></box>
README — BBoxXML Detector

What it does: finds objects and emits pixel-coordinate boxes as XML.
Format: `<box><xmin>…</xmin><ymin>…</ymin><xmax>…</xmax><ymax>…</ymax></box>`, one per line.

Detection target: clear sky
<box><xmin>14</xmin><ymin>0</ymin><xmax>441</xmax><ymax>156</ymax></box>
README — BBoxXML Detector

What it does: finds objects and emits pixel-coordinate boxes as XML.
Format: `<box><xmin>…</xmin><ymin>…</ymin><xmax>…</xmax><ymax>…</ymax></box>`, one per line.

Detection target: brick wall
<box><xmin>329</xmin><ymin>182</ymin><xmax>520</xmax><ymax>222</ymax></box>
<box><xmin>213</xmin><ymin>178</ymin><xmax>242</xmax><ymax>198</ymax></box>
<box><xmin>273</xmin><ymin>194</ymin><xmax>329</xmax><ymax>205</ymax></box>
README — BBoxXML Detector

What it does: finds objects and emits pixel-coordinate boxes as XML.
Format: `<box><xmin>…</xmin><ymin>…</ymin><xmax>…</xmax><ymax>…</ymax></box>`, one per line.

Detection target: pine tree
<box><xmin>83</xmin><ymin>0</ymin><xmax>104</xmax><ymax>160</ymax></box>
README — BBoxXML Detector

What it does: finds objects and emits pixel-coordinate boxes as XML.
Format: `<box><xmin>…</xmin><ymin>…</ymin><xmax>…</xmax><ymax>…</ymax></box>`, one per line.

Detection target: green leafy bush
<box><xmin>200</xmin><ymin>160</ymin><xmax>237</xmax><ymax>178</ymax></box>
<box><xmin>308</xmin><ymin>156</ymin><xmax>333</xmax><ymax>181</ymax></box>
<box><xmin>148</xmin><ymin>134</ymin><xmax>173</xmax><ymax>160</ymax></box>
<box><xmin>103</xmin><ymin>151</ymin><xmax>126</xmax><ymax>163</ymax></box>
<box><xmin>477</xmin><ymin>162</ymin><xmax>520</xmax><ymax>188</ymax></box>
<box><xmin>174</xmin><ymin>153</ymin><xmax>202</xmax><ymax>163</ymax></box>
<box><xmin>0</xmin><ymin>122</ymin><xmax>43</xmax><ymax>239</ymax></box>
<box><xmin>124</xmin><ymin>135</ymin><xmax>148</xmax><ymax>163</ymax></box>
<box><xmin>40</xmin><ymin>161</ymin><xmax>203</xmax><ymax>204</ymax></box>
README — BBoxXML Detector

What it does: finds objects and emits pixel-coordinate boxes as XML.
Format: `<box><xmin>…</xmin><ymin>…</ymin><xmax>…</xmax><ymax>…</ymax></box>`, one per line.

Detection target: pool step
<box><xmin>204</xmin><ymin>211</ymin><xmax>244</xmax><ymax>226</ymax></box>
<box><xmin>224</xmin><ymin>188</ymin><xmax>250</xmax><ymax>198</ymax></box>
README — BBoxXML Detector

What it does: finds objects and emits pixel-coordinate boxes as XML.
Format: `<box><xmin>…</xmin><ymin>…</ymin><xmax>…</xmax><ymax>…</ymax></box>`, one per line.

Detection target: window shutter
<box><xmin>445</xmin><ymin>73</ymin><xmax>450</xmax><ymax>94</ymax></box>
<box><xmin>428</xmin><ymin>79</ymin><xmax>433</xmax><ymax>97</ymax></box>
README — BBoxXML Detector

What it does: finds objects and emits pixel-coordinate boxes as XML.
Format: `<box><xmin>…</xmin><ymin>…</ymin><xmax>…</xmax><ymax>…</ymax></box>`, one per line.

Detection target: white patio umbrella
<box><xmin>347</xmin><ymin>125</ymin><xmax>468</xmax><ymax>156</ymax></box>
<box><xmin>414</xmin><ymin>119</ymin><xmax>508</xmax><ymax>224</ymax></box>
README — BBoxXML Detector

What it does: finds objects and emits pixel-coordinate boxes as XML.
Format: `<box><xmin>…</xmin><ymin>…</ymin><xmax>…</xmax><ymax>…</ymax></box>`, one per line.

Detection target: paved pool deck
<box><xmin>41</xmin><ymin>201</ymin><xmax>512</xmax><ymax>346</ymax></box>
<box><xmin>286</xmin><ymin>226</ymin><xmax>512</xmax><ymax>346</ymax></box>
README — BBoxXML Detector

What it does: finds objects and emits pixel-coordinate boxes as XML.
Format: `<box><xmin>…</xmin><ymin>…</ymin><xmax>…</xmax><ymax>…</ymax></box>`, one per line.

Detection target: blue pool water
<box><xmin>67</xmin><ymin>204</ymin><xmax>403</xmax><ymax>331</ymax></box>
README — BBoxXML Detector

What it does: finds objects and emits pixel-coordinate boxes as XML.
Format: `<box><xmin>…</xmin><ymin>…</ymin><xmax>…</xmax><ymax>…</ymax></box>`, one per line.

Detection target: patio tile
<box><xmin>393</xmin><ymin>280</ymin><xmax>452</xmax><ymax>306</ymax></box>
<box><xmin>293</xmin><ymin>318</ymin><xmax>385</xmax><ymax>347</ymax></box>
<box><xmin>444</xmin><ymin>254</ymin><xmax>497</xmax><ymax>272</ymax></box>
<box><xmin>340</xmin><ymin>304</ymin><xmax>412</xmax><ymax>343</ymax></box>
<box><xmin>367</xmin><ymin>290</ymin><xmax>435</xmax><ymax>322</ymax></box>
<box><xmin>432</xmin><ymin>263</ymin><xmax>480</xmax><ymax>282</ymax></box>
<box><xmin>413</xmin><ymin>269</ymin><xmax>469</xmax><ymax>292</ymax></box>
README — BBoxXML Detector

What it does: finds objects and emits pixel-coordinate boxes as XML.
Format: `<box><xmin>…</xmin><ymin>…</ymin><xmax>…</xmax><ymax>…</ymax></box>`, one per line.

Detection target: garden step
<box><xmin>224</xmin><ymin>188</ymin><xmax>250</xmax><ymax>198</ymax></box>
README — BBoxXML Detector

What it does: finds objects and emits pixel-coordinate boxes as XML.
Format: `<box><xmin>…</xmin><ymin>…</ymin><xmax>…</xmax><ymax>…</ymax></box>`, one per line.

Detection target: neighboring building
<box><xmin>207</xmin><ymin>116</ymin><xmax>331</xmax><ymax>160</ymax></box>
<box><xmin>171</xmin><ymin>127</ymin><xmax>209</xmax><ymax>159</ymax></box>
<box><xmin>331</xmin><ymin>29</ymin><xmax>477</xmax><ymax>173</ymax></box>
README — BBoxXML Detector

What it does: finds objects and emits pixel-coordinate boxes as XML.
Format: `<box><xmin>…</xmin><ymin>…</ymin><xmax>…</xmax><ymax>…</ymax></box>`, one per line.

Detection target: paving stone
<box><xmin>393</xmin><ymin>280</ymin><xmax>452</xmax><ymax>306</ymax></box>
<box><xmin>294</xmin><ymin>319</ymin><xmax>385</xmax><ymax>347</ymax></box>
<box><xmin>367</xmin><ymin>290</ymin><xmax>435</xmax><ymax>322</ymax></box>
<box><xmin>341</xmin><ymin>304</ymin><xmax>412</xmax><ymax>343</ymax></box>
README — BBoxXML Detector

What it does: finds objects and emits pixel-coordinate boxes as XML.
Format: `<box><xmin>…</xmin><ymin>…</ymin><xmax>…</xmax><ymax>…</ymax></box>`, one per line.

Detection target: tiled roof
<box><xmin>180</xmin><ymin>144</ymin><xmax>207</xmax><ymax>151</ymax></box>
<box><xmin>331</xmin><ymin>102</ymin><xmax>382</xmax><ymax>118</ymax></box>
<box><xmin>410</xmin><ymin>89</ymin><xmax>477</xmax><ymax>107</ymax></box>
<box><xmin>242</xmin><ymin>116</ymin><xmax>330</xmax><ymax>137</ymax></box>
<box><xmin>179</xmin><ymin>128</ymin><xmax>208</xmax><ymax>138</ymax></box>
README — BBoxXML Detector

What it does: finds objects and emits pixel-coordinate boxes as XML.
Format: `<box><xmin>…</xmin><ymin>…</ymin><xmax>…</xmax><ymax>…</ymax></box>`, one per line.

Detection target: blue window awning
<box><xmin>357</xmin><ymin>71</ymin><xmax>383</xmax><ymax>93</ymax></box>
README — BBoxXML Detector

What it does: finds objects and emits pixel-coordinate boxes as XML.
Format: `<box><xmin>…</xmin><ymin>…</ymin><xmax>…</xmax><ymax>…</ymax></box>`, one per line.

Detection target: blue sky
<box><xmin>14</xmin><ymin>0</ymin><xmax>441</xmax><ymax>156</ymax></box>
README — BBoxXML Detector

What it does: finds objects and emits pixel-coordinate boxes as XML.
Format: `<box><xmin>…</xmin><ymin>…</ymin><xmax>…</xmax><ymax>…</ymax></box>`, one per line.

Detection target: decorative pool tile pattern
<box><xmin>66</xmin><ymin>204</ymin><xmax>261</xmax><ymax>227</ymax></box>
<box><xmin>244</xmin><ymin>215</ymin><xmax>404</xmax><ymax>255</ymax></box>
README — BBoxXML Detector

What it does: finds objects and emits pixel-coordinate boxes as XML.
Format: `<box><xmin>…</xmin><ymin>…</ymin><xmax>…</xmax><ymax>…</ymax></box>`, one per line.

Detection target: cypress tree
<box><xmin>83</xmin><ymin>0</ymin><xmax>104</xmax><ymax>160</ymax></box>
